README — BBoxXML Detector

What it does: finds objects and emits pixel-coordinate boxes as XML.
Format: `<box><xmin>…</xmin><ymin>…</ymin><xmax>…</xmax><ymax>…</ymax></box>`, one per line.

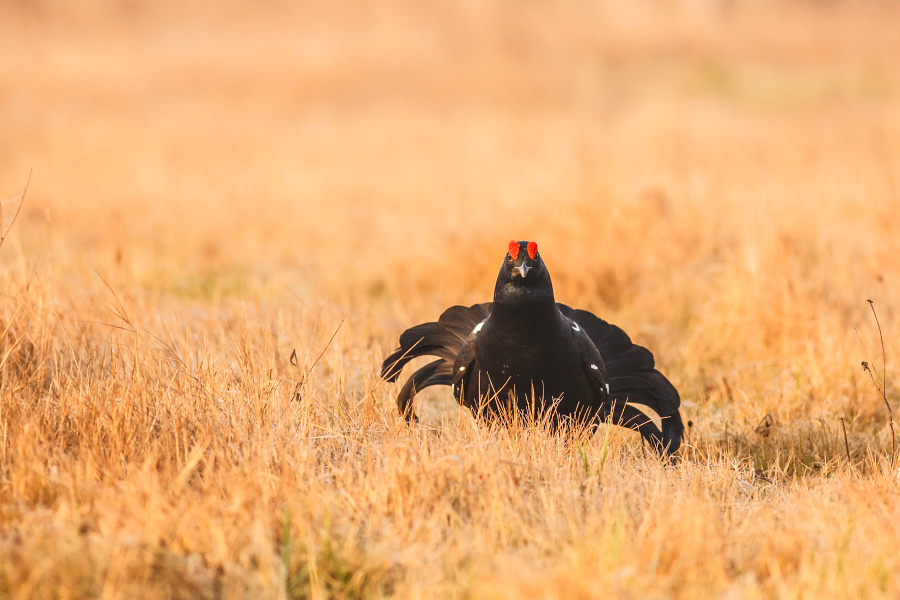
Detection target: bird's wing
<box><xmin>382</xmin><ymin>302</ymin><xmax>491</xmax><ymax>420</ymax></box>
<box><xmin>558</xmin><ymin>303</ymin><xmax>683</xmax><ymax>454</ymax></box>
<box><xmin>568</xmin><ymin>319</ymin><xmax>609</xmax><ymax>394</ymax></box>
<box><xmin>451</xmin><ymin>333</ymin><xmax>477</xmax><ymax>407</ymax></box>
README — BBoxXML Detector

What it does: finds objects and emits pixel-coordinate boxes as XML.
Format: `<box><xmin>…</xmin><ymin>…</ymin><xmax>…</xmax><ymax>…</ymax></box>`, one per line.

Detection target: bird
<box><xmin>380</xmin><ymin>240</ymin><xmax>683</xmax><ymax>455</ymax></box>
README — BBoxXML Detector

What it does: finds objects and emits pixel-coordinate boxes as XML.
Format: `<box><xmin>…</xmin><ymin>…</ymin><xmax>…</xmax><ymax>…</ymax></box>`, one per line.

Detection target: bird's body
<box><xmin>460</xmin><ymin>302</ymin><xmax>600</xmax><ymax>419</ymax></box>
<box><xmin>381</xmin><ymin>241</ymin><xmax>683</xmax><ymax>455</ymax></box>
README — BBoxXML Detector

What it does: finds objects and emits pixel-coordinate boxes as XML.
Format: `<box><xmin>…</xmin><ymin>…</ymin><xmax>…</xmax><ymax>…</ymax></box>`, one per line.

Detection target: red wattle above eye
<box><xmin>508</xmin><ymin>240</ymin><xmax>520</xmax><ymax>260</ymax></box>
<box><xmin>527</xmin><ymin>241</ymin><xmax>538</xmax><ymax>260</ymax></box>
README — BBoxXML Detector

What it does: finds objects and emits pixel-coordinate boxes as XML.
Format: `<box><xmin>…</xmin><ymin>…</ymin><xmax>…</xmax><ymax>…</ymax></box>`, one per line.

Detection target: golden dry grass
<box><xmin>3</xmin><ymin>1</ymin><xmax>900</xmax><ymax>597</ymax></box>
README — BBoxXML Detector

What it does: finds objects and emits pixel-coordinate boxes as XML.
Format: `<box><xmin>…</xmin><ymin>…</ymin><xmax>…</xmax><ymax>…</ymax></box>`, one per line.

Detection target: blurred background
<box><xmin>2</xmin><ymin>0</ymin><xmax>900</xmax><ymax>422</ymax></box>
<box><xmin>6</xmin><ymin>5</ymin><xmax>900</xmax><ymax>595</ymax></box>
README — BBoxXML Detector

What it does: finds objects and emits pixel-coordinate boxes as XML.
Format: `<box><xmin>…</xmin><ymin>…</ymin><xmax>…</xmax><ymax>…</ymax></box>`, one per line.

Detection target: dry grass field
<box><xmin>3</xmin><ymin>1</ymin><xmax>900</xmax><ymax>597</ymax></box>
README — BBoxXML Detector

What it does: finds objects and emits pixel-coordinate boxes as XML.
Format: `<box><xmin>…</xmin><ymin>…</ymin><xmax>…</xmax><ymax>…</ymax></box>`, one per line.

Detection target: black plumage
<box><xmin>381</xmin><ymin>241</ymin><xmax>683</xmax><ymax>455</ymax></box>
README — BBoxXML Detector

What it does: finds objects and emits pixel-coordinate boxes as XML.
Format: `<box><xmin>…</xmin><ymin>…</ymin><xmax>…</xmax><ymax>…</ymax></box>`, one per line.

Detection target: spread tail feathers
<box><xmin>557</xmin><ymin>304</ymin><xmax>682</xmax><ymax>454</ymax></box>
<box><xmin>608</xmin><ymin>401</ymin><xmax>684</xmax><ymax>456</ymax></box>
<box><xmin>381</xmin><ymin>303</ymin><xmax>491</xmax><ymax>418</ymax></box>
<box><xmin>382</xmin><ymin>302</ymin><xmax>682</xmax><ymax>454</ymax></box>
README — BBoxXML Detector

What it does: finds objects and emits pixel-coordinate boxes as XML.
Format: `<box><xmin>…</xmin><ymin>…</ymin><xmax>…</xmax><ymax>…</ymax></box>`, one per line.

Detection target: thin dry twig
<box><xmin>281</xmin><ymin>315</ymin><xmax>346</xmax><ymax>419</ymax></box>
<box><xmin>840</xmin><ymin>417</ymin><xmax>852</xmax><ymax>469</ymax></box>
<box><xmin>290</xmin><ymin>315</ymin><xmax>346</xmax><ymax>389</ymax></box>
<box><xmin>860</xmin><ymin>299</ymin><xmax>894</xmax><ymax>466</ymax></box>
<box><xmin>0</xmin><ymin>169</ymin><xmax>31</xmax><ymax>251</ymax></box>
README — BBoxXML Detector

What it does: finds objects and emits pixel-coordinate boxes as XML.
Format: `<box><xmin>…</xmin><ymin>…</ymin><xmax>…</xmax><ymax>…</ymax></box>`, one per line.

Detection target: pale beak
<box><xmin>512</xmin><ymin>262</ymin><xmax>531</xmax><ymax>278</ymax></box>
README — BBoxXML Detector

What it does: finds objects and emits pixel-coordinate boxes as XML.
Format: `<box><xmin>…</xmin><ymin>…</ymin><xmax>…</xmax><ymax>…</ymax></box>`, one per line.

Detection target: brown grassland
<box><xmin>2</xmin><ymin>1</ymin><xmax>900</xmax><ymax>597</ymax></box>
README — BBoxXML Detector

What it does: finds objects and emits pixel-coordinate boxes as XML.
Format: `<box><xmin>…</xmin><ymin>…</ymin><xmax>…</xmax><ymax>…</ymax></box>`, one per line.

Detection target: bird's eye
<box><xmin>508</xmin><ymin>240</ymin><xmax>520</xmax><ymax>260</ymax></box>
<box><xmin>527</xmin><ymin>241</ymin><xmax>538</xmax><ymax>260</ymax></box>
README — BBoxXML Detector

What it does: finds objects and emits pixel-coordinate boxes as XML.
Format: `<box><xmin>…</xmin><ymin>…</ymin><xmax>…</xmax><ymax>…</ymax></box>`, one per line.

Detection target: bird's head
<box><xmin>493</xmin><ymin>240</ymin><xmax>555</xmax><ymax>306</ymax></box>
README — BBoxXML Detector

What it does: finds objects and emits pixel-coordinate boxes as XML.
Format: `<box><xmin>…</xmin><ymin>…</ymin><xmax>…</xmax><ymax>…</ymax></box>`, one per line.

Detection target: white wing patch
<box><xmin>605</xmin><ymin>383</ymin><xmax>610</xmax><ymax>394</ymax></box>
<box><xmin>590</xmin><ymin>364</ymin><xmax>599</xmax><ymax>370</ymax></box>
<box><xmin>571</xmin><ymin>322</ymin><xmax>581</xmax><ymax>332</ymax></box>
<box><xmin>459</xmin><ymin>366</ymin><xmax>466</xmax><ymax>372</ymax></box>
<box><xmin>472</xmin><ymin>320</ymin><xmax>485</xmax><ymax>335</ymax></box>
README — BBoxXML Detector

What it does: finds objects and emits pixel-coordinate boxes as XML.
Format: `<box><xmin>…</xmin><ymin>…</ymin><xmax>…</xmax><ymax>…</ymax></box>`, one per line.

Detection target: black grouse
<box><xmin>381</xmin><ymin>240</ymin><xmax>683</xmax><ymax>455</ymax></box>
